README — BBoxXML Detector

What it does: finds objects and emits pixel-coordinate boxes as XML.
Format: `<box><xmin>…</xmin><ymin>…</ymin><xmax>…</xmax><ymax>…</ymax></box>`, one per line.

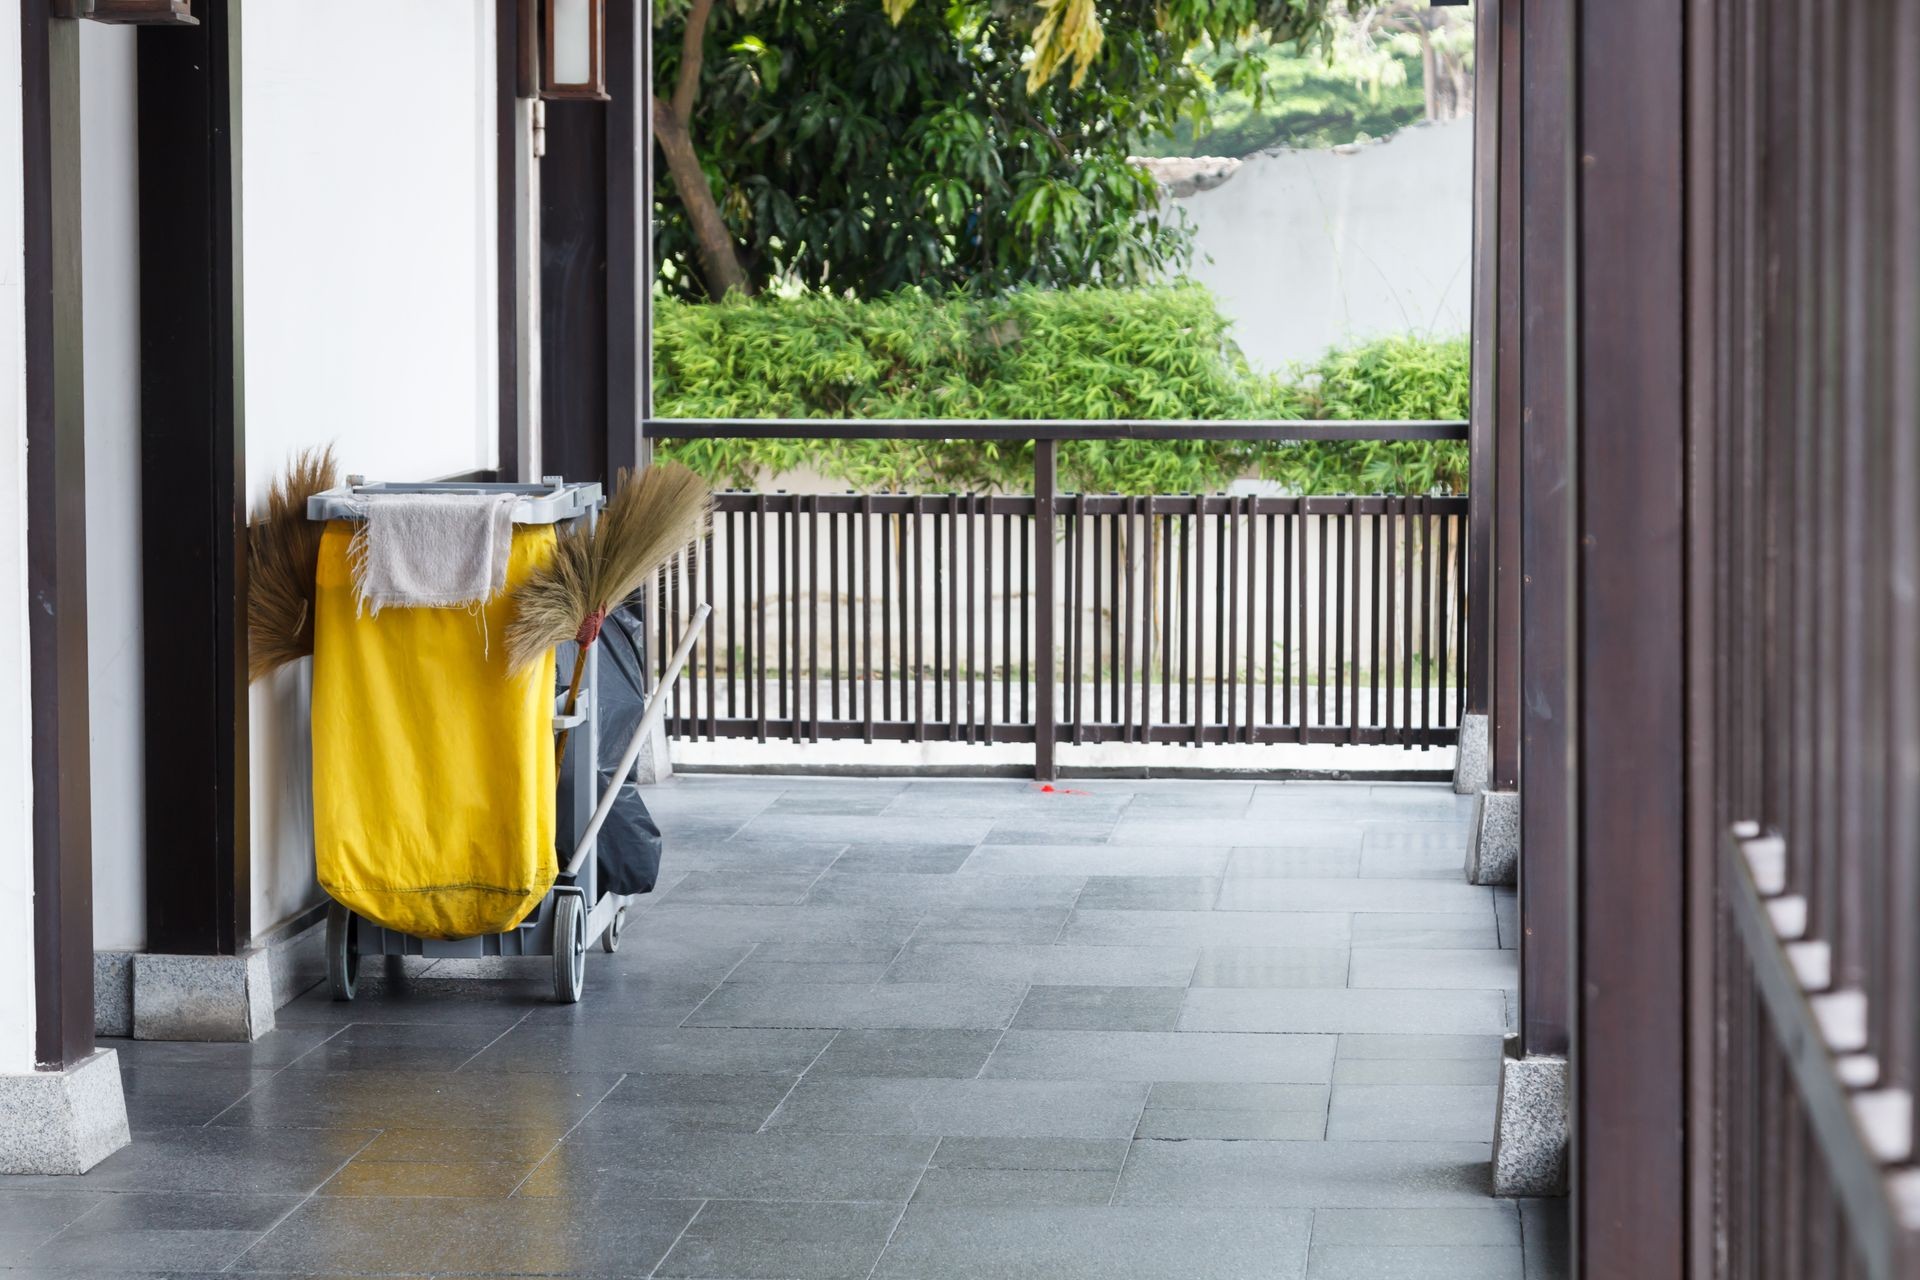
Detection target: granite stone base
<box><xmin>104</xmin><ymin>910</ymin><xmax>332</xmax><ymax>1042</ymax></box>
<box><xmin>93</xmin><ymin>952</ymin><xmax>134</xmax><ymax>1038</ymax></box>
<box><xmin>133</xmin><ymin>950</ymin><xmax>277</xmax><ymax>1041</ymax></box>
<box><xmin>1453</xmin><ymin>714</ymin><xmax>1490</xmax><ymax>795</ymax></box>
<box><xmin>1465</xmin><ymin>789</ymin><xmax>1520</xmax><ymax>886</ymax></box>
<box><xmin>0</xmin><ymin>1049</ymin><xmax>131</xmax><ymax>1175</ymax></box>
<box><xmin>1492</xmin><ymin>1046</ymin><xmax>1569</xmax><ymax>1197</ymax></box>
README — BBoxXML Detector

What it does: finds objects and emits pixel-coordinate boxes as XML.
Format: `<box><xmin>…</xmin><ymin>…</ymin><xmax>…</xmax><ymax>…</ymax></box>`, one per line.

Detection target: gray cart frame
<box><xmin>309</xmin><ymin>476</ymin><xmax>624</xmax><ymax>1003</ymax></box>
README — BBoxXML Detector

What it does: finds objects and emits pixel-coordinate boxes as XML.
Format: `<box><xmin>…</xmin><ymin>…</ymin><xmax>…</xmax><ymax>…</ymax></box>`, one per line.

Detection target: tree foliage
<box><xmin>652</xmin><ymin>0</ymin><xmax>1368</xmax><ymax>299</ymax></box>
<box><xmin>652</xmin><ymin>286</ymin><xmax>1468</xmax><ymax>495</ymax></box>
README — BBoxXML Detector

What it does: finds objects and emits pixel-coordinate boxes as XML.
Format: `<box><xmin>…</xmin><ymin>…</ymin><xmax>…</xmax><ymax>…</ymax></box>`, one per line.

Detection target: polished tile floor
<box><xmin>2</xmin><ymin>776</ymin><xmax>1568</xmax><ymax>1278</ymax></box>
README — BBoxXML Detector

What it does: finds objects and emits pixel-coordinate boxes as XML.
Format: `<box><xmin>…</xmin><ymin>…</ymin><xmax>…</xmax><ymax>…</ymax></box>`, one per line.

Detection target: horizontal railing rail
<box><xmin>638</xmin><ymin>420</ymin><xmax>1469</xmax><ymax>776</ymax></box>
<box><xmin>644</xmin><ymin>418</ymin><xmax>1468</xmax><ymax>442</ymax></box>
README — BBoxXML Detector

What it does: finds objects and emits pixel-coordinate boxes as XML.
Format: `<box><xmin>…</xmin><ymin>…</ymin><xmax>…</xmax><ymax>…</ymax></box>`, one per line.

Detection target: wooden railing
<box><xmin>639</xmin><ymin>420</ymin><xmax>1468</xmax><ymax>777</ymax></box>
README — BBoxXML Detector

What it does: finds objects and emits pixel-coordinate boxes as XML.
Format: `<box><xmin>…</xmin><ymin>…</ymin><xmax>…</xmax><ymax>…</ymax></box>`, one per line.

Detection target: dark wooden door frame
<box><xmin>539</xmin><ymin>0</ymin><xmax>642</xmax><ymax>488</ymax></box>
<box><xmin>136</xmin><ymin>0</ymin><xmax>250</xmax><ymax>957</ymax></box>
<box><xmin>24</xmin><ymin>7</ymin><xmax>96</xmax><ymax>1070</ymax></box>
<box><xmin>496</xmin><ymin>0</ymin><xmax>524</xmax><ymax>481</ymax></box>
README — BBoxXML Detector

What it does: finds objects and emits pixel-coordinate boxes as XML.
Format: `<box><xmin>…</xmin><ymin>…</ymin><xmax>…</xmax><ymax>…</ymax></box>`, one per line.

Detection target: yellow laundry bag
<box><xmin>312</xmin><ymin>520</ymin><xmax>559</xmax><ymax>939</ymax></box>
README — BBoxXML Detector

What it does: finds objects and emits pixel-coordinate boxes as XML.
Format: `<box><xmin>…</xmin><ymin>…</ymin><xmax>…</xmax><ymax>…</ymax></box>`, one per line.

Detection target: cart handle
<box><xmin>563</xmin><ymin>602</ymin><xmax>711</xmax><ymax>878</ymax></box>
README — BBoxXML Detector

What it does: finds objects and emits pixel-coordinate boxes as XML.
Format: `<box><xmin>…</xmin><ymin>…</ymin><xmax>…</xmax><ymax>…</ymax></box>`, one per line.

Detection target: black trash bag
<box><xmin>592</xmin><ymin>603</ymin><xmax>665</xmax><ymax>895</ymax></box>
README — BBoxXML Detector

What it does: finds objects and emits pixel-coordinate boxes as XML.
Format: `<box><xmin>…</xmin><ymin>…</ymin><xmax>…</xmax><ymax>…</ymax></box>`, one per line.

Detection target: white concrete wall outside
<box><xmin>1174</xmin><ymin>116</ymin><xmax>1474</xmax><ymax>373</ymax></box>
<box><xmin>243</xmin><ymin>0</ymin><xmax>501</xmax><ymax>939</ymax></box>
<box><xmin>80</xmin><ymin>22</ymin><xmax>145</xmax><ymax>952</ymax></box>
<box><xmin>0</xmin><ymin>0</ymin><xmax>38</xmax><ymax>1075</ymax></box>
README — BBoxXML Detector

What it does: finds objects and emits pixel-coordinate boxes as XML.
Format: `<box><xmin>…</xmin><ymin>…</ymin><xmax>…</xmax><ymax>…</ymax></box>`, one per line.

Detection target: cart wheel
<box><xmin>601</xmin><ymin>902</ymin><xmax>629</xmax><ymax>954</ymax></box>
<box><xmin>326</xmin><ymin>901</ymin><xmax>359</xmax><ymax>1002</ymax></box>
<box><xmin>552</xmin><ymin>893</ymin><xmax>586</xmax><ymax>1003</ymax></box>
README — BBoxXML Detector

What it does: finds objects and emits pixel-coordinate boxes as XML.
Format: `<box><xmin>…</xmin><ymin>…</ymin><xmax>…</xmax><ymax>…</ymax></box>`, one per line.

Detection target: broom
<box><xmin>247</xmin><ymin>446</ymin><xmax>339</xmax><ymax>682</ymax></box>
<box><xmin>506</xmin><ymin>462</ymin><xmax>713</xmax><ymax>769</ymax></box>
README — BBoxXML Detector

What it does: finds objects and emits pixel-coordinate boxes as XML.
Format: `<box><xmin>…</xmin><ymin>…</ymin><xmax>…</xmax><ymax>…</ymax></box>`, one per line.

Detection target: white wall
<box><xmin>0</xmin><ymin>0</ymin><xmax>38</xmax><ymax>1075</ymax></box>
<box><xmin>243</xmin><ymin>0</ymin><xmax>500</xmax><ymax>938</ymax></box>
<box><xmin>1175</xmin><ymin>117</ymin><xmax>1474</xmax><ymax>372</ymax></box>
<box><xmin>79</xmin><ymin>23</ymin><xmax>144</xmax><ymax>953</ymax></box>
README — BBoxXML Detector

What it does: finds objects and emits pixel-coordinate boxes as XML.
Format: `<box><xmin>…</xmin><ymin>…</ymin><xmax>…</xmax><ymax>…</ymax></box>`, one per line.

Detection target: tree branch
<box><xmin>673</xmin><ymin>0</ymin><xmax>717</xmax><ymax>124</ymax></box>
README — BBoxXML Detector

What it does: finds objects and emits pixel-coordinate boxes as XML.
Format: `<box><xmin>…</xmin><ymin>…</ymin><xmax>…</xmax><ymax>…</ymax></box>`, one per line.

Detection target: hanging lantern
<box><xmin>66</xmin><ymin>0</ymin><xmax>195</xmax><ymax>21</ymax></box>
<box><xmin>83</xmin><ymin>0</ymin><xmax>197</xmax><ymax>23</ymax></box>
<box><xmin>542</xmin><ymin>0</ymin><xmax>609</xmax><ymax>101</ymax></box>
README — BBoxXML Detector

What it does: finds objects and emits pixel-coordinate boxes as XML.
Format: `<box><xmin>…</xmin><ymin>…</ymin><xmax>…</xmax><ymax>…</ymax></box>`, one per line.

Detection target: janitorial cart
<box><xmin>306</xmin><ymin>475</ymin><xmax>708</xmax><ymax>1004</ymax></box>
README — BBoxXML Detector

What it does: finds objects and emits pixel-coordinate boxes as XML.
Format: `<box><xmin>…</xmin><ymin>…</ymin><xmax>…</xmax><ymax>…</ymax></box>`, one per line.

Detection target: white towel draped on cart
<box><xmin>347</xmin><ymin>492</ymin><xmax>520</xmax><ymax>614</ymax></box>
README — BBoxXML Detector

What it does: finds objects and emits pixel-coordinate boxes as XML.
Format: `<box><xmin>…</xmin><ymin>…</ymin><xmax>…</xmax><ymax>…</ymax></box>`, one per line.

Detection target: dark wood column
<box><xmin>137</xmin><ymin>0</ymin><xmax>249</xmax><ymax>956</ymax></box>
<box><xmin>496</xmin><ymin>0</ymin><xmax>524</xmax><ymax>481</ymax></box>
<box><xmin>1462</xmin><ymin>0</ymin><xmax>1497</xmax><ymax>718</ymax></box>
<box><xmin>540</xmin><ymin>0</ymin><xmax>642</xmax><ymax>487</ymax></box>
<box><xmin>1516</xmin><ymin>0</ymin><xmax>1574</xmax><ymax>1061</ymax></box>
<box><xmin>24</xmin><ymin>7</ymin><xmax>95</xmax><ymax>1069</ymax></box>
<box><xmin>1486</xmin><ymin>0</ymin><xmax>1522</xmax><ymax>792</ymax></box>
<box><xmin>1571</xmin><ymin>0</ymin><xmax>1688</xmax><ymax>1272</ymax></box>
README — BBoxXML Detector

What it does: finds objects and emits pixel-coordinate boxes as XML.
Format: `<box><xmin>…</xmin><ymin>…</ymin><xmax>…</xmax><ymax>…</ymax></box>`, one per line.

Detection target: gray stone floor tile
<box><xmin>1332</xmin><ymin>1058</ymin><xmax>1503</xmax><ymax>1086</ymax></box>
<box><xmin>1179</xmin><ymin>989</ymin><xmax>1507</xmax><ymax>1036</ymax></box>
<box><xmin>1075</xmin><ymin>875</ymin><xmax>1221</xmax><ymax>911</ymax></box>
<box><xmin>982</xmin><ymin>1031</ymin><xmax>1336</xmax><ymax>1083</ymax></box>
<box><xmin>0</xmin><ymin>1188</ymin><xmax>111</xmax><ymax>1239</ymax></box>
<box><xmin>463</xmin><ymin>1024</ymin><xmax>834</xmax><ymax>1075</ymax></box>
<box><xmin>1306</xmin><ymin>1245</ymin><xmax>1524</xmax><ymax>1279</ymax></box>
<box><xmin>929</xmin><ymin>1136</ymin><xmax>1130</xmax><ymax>1171</ymax></box>
<box><xmin>724</xmin><ymin>958</ymin><xmax>896</xmax><ymax>985</ymax></box>
<box><xmin>983</xmin><ymin>817</ymin><xmax>1118</xmax><ymax>845</ymax></box>
<box><xmin>1350</xmin><ymin>913</ymin><xmax>1501</xmax><ymax>950</ymax></box>
<box><xmin>1359</xmin><ymin>847</ymin><xmax>1472</xmax><ymax>880</ymax></box>
<box><xmin>1312</xmin><ymin>1205</ymin><xmax>1519</xmax><ymax>1247</ymax></box>
<box><xmin>806</xmin><ymin>1030</ymin><xmax>1001</xmax><ymax>1079</ymax></box>
<box><xmin>1327</xmin><ymin>1085</ymin><xmax>1499</xmax><ymax>1142</ymax></box>
<box><xmin>520</xmin><ymin>976</ymin><xmax>730</xmax><ymax>1028</ymax></box>
<box><xmin>683</xmin><ymin>981</ymin><xmax>1028</xmax><ymax>1030</ymax></box>
<box><xmin>828</xmin><ymin>842</ymin><xmax>979</xmax><ymax>874</ymax></box>
<box><xmin>117</xmin><ymin>1066</ymin><xmax>280</xmax><ymax>1132</ymax></box>
<box><xmin>872</xmin><ymin>1206</ymin><xmax>1314</xmax><ymax>1279</ymax></box>
<box><xmin>909</xmin><ymin>1167</ymin><xmax>1117</xmax><ymax>1206</ymax></box>
<box><xmin>1191</xmin><ymin>946</ymin><xmax>1351</xmax><ymax>989</ymax></box>
<box><xmin>1111</xmin><ymin>817</ymin><xmax>1365</xmax><ymax>849</ymax></box>
<box><xmin>276</xmin><ymin>1021</ymin><xmax>506</xmax><ymax>1072</ymax></box>
<box><xmin>578</xmin><ymin>1072</ymin><xmax>800</xmax><ymax>1134</ymax></box>
<box><xmin>957</xmin><ymin>845</ymin><xmax>1230</xmax><ymax>877</ymax></box>
<box><xmin>1225</xmin><ymin>848</ymin><xmax>1364</xmax><ymax>878</ymax></box>
<box><xmin>1121</xmin><ymin>785</ymin><xmax>1255</xmax><ymax>813</ymax></box>
<box><xmin>1496</xmin><ymin>888</ymin><xmax>1520</xmax><ymax>950</ymax></box>
<box><xmin>101</xmin><ymin>1029</ymin><xmax>338</xmax><ymax>1070</ymax></box>
<box><xmin>1361</xmin><ymin>822</ymin><xmax>1475</xmax><ymax>853</ymax></box>
<box><xmin>883</xmin><ymin>943</ymin><xmax>1197</xmax><ymax>988</ymax></box>
<box><xmin>670</xmin><ymin>839</ymin><xmax>851</xmax><ymax>875</ymax></box>
<box><xmin>30</xmin><ymin>1224</ymin><xmax>282</xmax><ymax>1274</ymax></box>
<box><xmin>19</xmin><ymin>1126</ymin><xmax>374</xmax><ymax>1194</ymax></box>
<box><xmin>1136</xmin><ymin>1083</ymin><xmax>1330</xmax><ymax>1140</ymax></box>
<box><xmin>1011</xmin><ymin>986</ymin><xmax>1186</xmax><ymax>1031</ymax></box>
<box><xmin>659</xmin><ymin>871</ymin><xmax>825</xmax><ymax>905</ymax></box>
<box><xmin>1520</xmin><ymin>1199</ymin><xmax>1571</xmax><ymax>1280</ymax></box>
<box><xmin>908</xmin><ymin>906</ymin><xmax>1073</xmax><ymax>945</ymax></box>
<box><xmin>1217</xmin><ymin>878</ymin><xmax>1490</xmax><ymax>915</ymax></box>
<box><xmin>766</xmin><ymin>789</ymin><xmax>907</xmax><ymax>815</ymax></box>
<box><xmin>657</xmin><ymin>1200</ymin><xmax>904</xmax><ymax>1279</ymax></box>
<box><xmin>520</xmin><ymin>1130</ymin><xmax>938</xmax><ymax>1202</ymax></box>
<box><xmin>767</xmin><ymin>1078</ymin><xmax>1150</xmax><ymax>1139</ymax></box>
<box><xmin>1337</xmin><ymin>1034</ymin><xmax>1507</xmax><ymax>1061</ymax></box>
<box><xmin>1349</xmin><ymin>949</ymin><xmax>1519</xmax><ymax>991</ymax></box>
<box><xmin>209</xmin><ymin>1068</ymin><xmax>622</xmax><ymax>1130</ymax></box>
<box><xmin>353</xmin><ymin>1126</ymin><xmax>567</xmax><ymax>1164</ymax></box>
<box><xmin>738</xmin><ymin>813</ymin><xmax>997</xmax><ymax>847</ymax></box>
<box><xmin>1060</xmin><ymin>908</ymin><xmax>1351</xmax><ymax>949</ymax></box>
<box><xmin>807</xmin><ymin>872</ymin><xmax>1086</xmax><ymax>911</ymax></box>
<box><xmin>318</xmin><ymin>1158</ymin><xmax>530</xmax><ymax>1198</ymax></box>
<box><xmin>1114</xmin><ymin>1139</ymin><xmax>1492</xmax><ymax>1207</ymax></box>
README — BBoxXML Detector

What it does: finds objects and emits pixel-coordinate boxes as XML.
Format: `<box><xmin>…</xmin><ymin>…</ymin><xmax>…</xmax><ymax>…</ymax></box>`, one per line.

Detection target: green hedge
<box><xmin>653</xmin><ymin>285</ymin><xmax>1467</xmax><ymax>496</ymax></box>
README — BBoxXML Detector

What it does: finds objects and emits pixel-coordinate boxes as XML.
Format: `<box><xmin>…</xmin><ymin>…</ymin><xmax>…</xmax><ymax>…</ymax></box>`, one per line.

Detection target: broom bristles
<box><xmin>248</xmin><ymin>446</ymin><xmax>339</xmax><ymax>681</ymax></box>
<box><xmin>506</xmin><ymin>462</ymin><xmax>713</xmax><ymax>674</ymax></box>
